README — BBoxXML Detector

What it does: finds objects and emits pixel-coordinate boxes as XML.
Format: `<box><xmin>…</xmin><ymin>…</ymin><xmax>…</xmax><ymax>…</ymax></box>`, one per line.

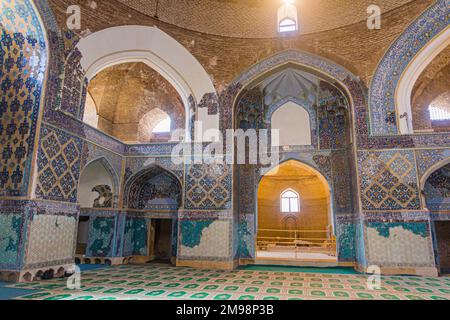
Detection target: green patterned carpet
<box><xmin>7</xmin><ymin>264</ymin><xmax>450</xmax><ymax>300</ymax></box>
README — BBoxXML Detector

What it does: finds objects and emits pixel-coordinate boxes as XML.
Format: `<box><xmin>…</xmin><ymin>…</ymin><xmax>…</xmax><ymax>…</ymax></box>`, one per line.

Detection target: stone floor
<box><xmin>5</xmin><ymin>264</ymin><xmax>450</xmax><ymax>300</ymax></box>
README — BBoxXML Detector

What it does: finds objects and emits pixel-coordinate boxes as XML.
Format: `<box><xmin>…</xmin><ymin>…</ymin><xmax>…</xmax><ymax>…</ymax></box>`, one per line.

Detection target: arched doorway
<box><xmin>230</xmin><ymin>54</ymin><xmax>357</xmax><ymax>266</ymax></box>
<box><xmin>257</xmin><ymin>160</ymin><xmax>336</xmax><ymax>264</ymax></box>
<box><xmin>125</xmin><ymin>166</ymin><xmax>182</xmax><ymax>264</ymax></box>
<box><xmin>423</xmin><ymin>162</ymin><xmax>450</xmax><ymax>274</ymax></box>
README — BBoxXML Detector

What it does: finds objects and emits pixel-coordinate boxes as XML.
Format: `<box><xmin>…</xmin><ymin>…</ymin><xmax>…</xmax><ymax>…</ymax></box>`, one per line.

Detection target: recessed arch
<box><xmin>261</xmin><ymin>160</ymin><xmax>332</xmax><ymax>200</ymax></box>
<box><xmin>124</xmin><ymin>165</ymin><xmax>183</xmax><ymax>210</ymax></box>
<box><xmin>76</xmin><ymin>25</ymin><xmax>217</xmax><ymax>140</ymax></box>
<box><xmin>271</xmin><ymin>101</ymin><xmax>312</xmax><ymax>146</ymax></box>
<box><xmin>229</xmin><ymin>49</ymin><xmax>360</xmax><ymax>264</ymax></box>
<box><xmin>259</xmin><ymin>159</ymin><xmax>335</xmax><ymax>235</ymax></box>
<box><xmin>369</xmin><ymin>0</ymin><xmax>449</xmax><ymax>135</ymax></box>
<box><xmin>257</xmin><ymin>159</ymin><xmax>336</xmax><ymax>262</ymax></box>
<box><xmin>228</xmin><ymin>50</ymin><xmax>360</xmax><ymax>146</ymax></box>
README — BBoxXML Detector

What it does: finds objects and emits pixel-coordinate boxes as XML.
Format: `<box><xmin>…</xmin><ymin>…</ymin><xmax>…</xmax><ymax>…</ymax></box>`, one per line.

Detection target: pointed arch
<box><xmin>226</xmin><ymin>49</ymin><xmax>362</xmax><ymax>146</ymax></box>
<box><xmin>420</xmin><ymin>157</ymin><xmax>450</xmax><ymax>192</ymax></box>
<box><xmin>260</xmin><ymin>159</ymin><xmax>334</xmax><ymax>232</ymax></box>
<box><xmin>76</xmin><ymin>26</ymin><xmax>217</xmax><ymax>140</ymax></box>
<box><xmin>257</xmin><ymin>159</ymin><xmax>337</xmax><ymax>261</ymax></box>
<box><xmin>77</xmin><ymin>26</ymin><xmax>215</xmax><ymax>102</ymax></box>
<box><xmin>271</xmin><ymin>100</ymin><xmax>312</xmax><ymax>146</ymax></box>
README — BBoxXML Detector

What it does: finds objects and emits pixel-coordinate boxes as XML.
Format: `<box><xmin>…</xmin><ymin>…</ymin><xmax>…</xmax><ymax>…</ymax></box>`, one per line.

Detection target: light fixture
<box><xmin>283</xmin><ymin>0</ymin><xmax>295</xmax><ymax>5</ymax></box>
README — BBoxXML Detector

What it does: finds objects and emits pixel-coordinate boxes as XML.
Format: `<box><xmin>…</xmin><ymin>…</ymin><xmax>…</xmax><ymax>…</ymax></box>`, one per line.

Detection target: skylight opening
<box><xmin>152</xmin><ymin>117</ymin><xmax>171</xmax><ymax>133</ymax></box>
<box><xmin>429</xmin><ymin>106</ymin><xmax>450</xmax><ymax>121</ymax></box>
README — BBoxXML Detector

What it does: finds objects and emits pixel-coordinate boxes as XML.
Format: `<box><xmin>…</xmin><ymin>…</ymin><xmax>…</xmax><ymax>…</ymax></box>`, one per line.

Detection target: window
<box><xmin>281</xmin><ymin>189</ymin><xmax>300</xmax><ymax>213</ymax></box>
<box><xmin>152</xmin><ymin>116</ymin><xmax>171</xmax><ymax>133</ymax></box>
<box><xmin>279</xmin><ymin>18</ymin><xmax>297</xmax><ymax>33</ymax></box>
<box><xmin>278</xmin><ymin>1</ymin><xmax>298</xmax><ymax>33</ymax></box>
<box><xmin>429</xmin><ymin>106</ymin><xmax>450</xmax><ymax>121</ymax></box>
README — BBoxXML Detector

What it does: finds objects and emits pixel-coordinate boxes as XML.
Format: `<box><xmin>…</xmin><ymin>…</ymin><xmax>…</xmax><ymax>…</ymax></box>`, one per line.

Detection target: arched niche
<box><xmin>422</xmin><ymin>163</ymin><xmax>450</xmax><ymax>212</ymax></box>
<box><xmin>125</xmin><ymin>166</ymin><xmax>182</xmax><ymax>210</ymax></box>
<box><xmin>78</xmin><ymin>158</ymin><xmax>119</xmax><ymax>208</ymax></box>
<box><xmin>271</xmin><ymin>101</ymin><xmax>312</xmax><ymax>146</ymax></box>
<box><xmin>257</xmin><ymin>159</ymin><xmax>336</xmax><ymax>262</ymax></box>
<box><xmin>420</xmin><ymin>157</ymin><xmax>450</xmax><ymax>211</ymax></box>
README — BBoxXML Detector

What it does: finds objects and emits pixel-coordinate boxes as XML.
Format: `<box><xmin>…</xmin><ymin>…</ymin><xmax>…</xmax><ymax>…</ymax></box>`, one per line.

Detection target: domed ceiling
<box><xmin>117</xmin><ymin>0</ymin><xmax>415</xmax><ymax>38</ymax></box>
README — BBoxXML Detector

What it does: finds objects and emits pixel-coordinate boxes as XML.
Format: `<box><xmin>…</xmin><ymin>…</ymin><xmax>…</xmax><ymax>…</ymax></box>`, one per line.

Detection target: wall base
<box><xmin>75</xmin><ymin>255</ymin><xmax>131</xmax><ymax>266</ymax></box>
<box><xmin>176</xmin><ymin>259</ymin><xmax>237</xmax><ymax>270</ymax></box>
<box><xmin>0</xmin><ymin>263</ymin><xmax>74</xmax><ymax>283</ymax></box>
<box><xmin>377</xmin><ymin>266</ymin><xmax>439</xmax><ymax>277</ymax></box>
<box><xmin>356</xmin><ymin>264</ymin><xmax>439</xmax><ymax>277</ymax></box>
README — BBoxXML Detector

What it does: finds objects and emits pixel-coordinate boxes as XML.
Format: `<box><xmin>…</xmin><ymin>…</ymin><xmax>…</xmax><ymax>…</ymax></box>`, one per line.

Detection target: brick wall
<box><xmin>48</xmin><ymin>0</ymin><xmax>433</xmax><ymax>90</ymax></box>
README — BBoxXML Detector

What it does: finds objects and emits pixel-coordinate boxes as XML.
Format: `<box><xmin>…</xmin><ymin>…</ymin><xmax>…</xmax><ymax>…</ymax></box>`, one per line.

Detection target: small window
<box><xmin>278</xmin><ymin>2</ymin><xmax>298</xmax><ymax>33</ymax></box>
<box><xmin>281</xmin><ymin>189</ymin><xmax>300</xmax><ymax>213</ymax></box>
<box><xmin>429</xmin><ymin>106</ymin><xmax>450</xmax><ymax>121</ymax></box>
<box><xmin>152</xmin><ymin>117</ymin><xmax>171</xmax><ymax>133</ymax></box>
<box><xmin>279</xmin><ymin>18</ymin><xmax>297</xmax><ymax>33</ymax></box>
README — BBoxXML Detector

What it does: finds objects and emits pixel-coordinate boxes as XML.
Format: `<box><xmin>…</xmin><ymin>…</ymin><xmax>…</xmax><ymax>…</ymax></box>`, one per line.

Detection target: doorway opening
<box><xmin>148</xmin><ymin>219</ymin><xmax>173</xmax><ymax>263</ymax></box>
<box><xmin>257</xmin><ymin>160</ymin><xmax>337</xmax><ymax>265</ymax></box>
<box><xmin>423</xmin><ymin>163</ymin><xmax>450</xmax><ymax>275</ymax></box>
<box><xmin>76</xmin><ymin>216</ymin><xmax>90</xmax><ymax>256</ymax></box>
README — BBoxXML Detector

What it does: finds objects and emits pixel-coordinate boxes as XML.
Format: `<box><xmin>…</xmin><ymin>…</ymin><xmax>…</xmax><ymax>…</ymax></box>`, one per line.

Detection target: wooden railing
<box><xmin>257</xmin><ymin>228</ymin><xmax>336</xmax><ymax>257</ymax></box>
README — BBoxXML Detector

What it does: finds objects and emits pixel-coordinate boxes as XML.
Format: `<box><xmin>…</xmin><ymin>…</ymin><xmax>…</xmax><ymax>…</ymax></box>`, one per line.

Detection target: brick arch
<box><xmin>75</xmin><ymin>26</ymin><xmax>217</xmax><ymax>141</ymax></box>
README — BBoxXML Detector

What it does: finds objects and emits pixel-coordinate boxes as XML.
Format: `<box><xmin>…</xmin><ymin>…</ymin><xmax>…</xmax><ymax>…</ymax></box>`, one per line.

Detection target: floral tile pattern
<box><xmin>8</xmin><ymin>264</ymin><xmax>450</xmax><ymax>301</ymax></box>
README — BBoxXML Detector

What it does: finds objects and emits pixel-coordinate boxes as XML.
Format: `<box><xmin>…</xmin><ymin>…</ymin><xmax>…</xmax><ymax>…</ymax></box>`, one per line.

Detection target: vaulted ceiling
<box><xmin>117</xmin><ymin>0</ymin><xmax>415</xmax><ymax>38</ymax></box>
